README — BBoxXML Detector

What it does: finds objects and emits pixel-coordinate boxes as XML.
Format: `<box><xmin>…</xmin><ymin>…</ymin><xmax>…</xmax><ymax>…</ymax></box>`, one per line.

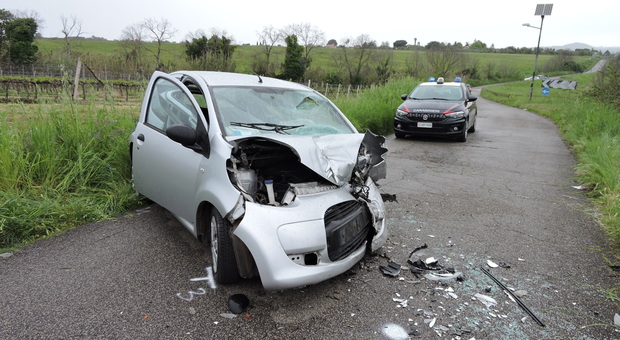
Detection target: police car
<box><xmin>394</xmin><ymin>77</ymin><xmax>477</xmax><ymax>142</ymax></box>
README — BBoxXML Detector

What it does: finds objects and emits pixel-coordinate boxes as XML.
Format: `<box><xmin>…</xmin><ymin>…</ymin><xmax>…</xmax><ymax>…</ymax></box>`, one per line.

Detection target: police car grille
<box><xmin>407</xmin><ymin>113</ymin><xmax>445</xmax><ymax>121</ymax></box>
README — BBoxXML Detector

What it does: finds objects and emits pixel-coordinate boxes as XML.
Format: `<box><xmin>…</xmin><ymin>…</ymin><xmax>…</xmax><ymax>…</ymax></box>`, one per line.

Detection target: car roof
<box><xmin>172</xmin><ymin>71</ymin><xmax>311</xmax><ymax>90</ymax></box>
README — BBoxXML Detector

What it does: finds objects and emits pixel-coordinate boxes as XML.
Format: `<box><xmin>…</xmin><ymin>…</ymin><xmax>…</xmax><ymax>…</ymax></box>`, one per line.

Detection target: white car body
<box><xmin>130</xmin><ymin>71</ymin><xmax>388</xmax><ymax>290</ymax></box>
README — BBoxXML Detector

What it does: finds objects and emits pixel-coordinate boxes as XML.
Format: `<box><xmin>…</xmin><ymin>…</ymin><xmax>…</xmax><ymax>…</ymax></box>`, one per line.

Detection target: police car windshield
<box><xmin>410</xmin><ymin>85</ymin><xmax>464</xmax><ymax>101</ymax></box>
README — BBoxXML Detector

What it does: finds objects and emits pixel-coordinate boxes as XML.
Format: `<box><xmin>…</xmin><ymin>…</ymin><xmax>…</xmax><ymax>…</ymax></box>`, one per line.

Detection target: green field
<box><xmin>32</xmin><ymin>38</ymin><xmax>594</xmax><ymax>84</ymax></box>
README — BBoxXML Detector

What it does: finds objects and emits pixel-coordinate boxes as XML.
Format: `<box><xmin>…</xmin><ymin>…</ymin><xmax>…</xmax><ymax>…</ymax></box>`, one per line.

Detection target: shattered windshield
<box><xmin>210</xmin><ymin>86</ymin><xmax>356</xmax><ymax>136</ymax></box>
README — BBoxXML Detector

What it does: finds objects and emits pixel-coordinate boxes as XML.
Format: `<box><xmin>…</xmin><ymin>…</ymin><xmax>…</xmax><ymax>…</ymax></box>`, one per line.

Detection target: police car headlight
<box><xmin>445</xmin><ymin>111</ymin><xmax>464</xmax><ymax>119</ymax></box>
<box><xmin>396</xmin><ymin>109</ymin><xmax>408</xmax><ymax>117</ymax></box>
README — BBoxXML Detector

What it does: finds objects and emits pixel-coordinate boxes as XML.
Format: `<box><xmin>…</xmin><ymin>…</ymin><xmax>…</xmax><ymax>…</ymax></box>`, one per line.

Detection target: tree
<box><xmin>6</xmin><ymin>17</ymin><xmax>38</xmax><ymax>64</ymax></box>
<box><xmin>0</xmin><ymin>9</ymin><xmax>15</xmax><ymax>62</ymax></box>
<box><xmin>425</xmin><ymin>41</ymin><xmax>446</xmax><ymax>50</ymax></box>
<box><xmin>60</xmin><ymin>15</ymin><xmax>83</xmax><ymax>55</ymax></box>
<box><xmin>339</xmin><ymin>34</ymin><xmax>376</xmax><ymax>85</ymax></box>
<box><xmin>142</xmin><ymin>18</ymin><xmax>177</xmax><ymax>70</ymax></box>
<box><xmin>425</xmin><ymin>45</ymin><xmax>463</xmax><ymax>77</ymax></box>
<box><xmin>185</xmin><ymin>34</ymin><xmax>236</xmax><ymax>71</ymax></box>
<box><xmin>469</xmin><ymin>39</ymin><xmax>488</xmax><ymax>52</ymax></box>
<box><xmin>255</xmin><ymin>25</ymin><xmax>283</xmax><ymax>76</ymax></box>
<box><xmin>120</xmin><ymin>23</ymin><xmax>146</xmax><ymax>72</ymax></box>
<box><xmin>393</xmin><ymin>40</ymin><xmax>407</xmax><ymax>49</ymax></box>
<box><xmin>282</xmin><ymin>23</ymin><xmax>325</xmax><ymax>71</ymax></box>
<box><xmin>282</xmin><ymin>34</ymin><xmax>305</xmax><ymax>82</ymax></box>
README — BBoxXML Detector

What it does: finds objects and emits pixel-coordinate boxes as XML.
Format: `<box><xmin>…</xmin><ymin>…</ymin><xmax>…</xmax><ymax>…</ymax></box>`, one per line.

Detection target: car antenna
<box><xmin>255</xmin><ymin>74</ymin><xmax>263</xmax><ymax>83</ymax></box>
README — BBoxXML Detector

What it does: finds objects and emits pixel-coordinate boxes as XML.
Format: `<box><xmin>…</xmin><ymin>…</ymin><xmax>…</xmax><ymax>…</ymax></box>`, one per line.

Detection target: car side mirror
<box><xmin>468</xmin><ymin>95</ymin><xmax>478</xmax><ymax>102</ymax></box>
<box><xmin>166</xmin><ymin>124</ymin><xmax>197</xmax><ymax>147</ymax></box>
<box><xmin>401</xmin><ymin>94</ymin><xmax>408</xmax><ymax>100</ymax></box>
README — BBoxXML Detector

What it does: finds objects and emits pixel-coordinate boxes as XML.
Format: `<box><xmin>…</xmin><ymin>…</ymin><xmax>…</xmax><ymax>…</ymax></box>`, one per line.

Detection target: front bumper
<box><xmin>233</xmin><ymin>181</ymin><xmax>386</xmax><ymax>290</ymax></box>
<box><xmin>394</xmin><ymin>117</ymin><xmax>466</xmax><ymax>137</ymax></box>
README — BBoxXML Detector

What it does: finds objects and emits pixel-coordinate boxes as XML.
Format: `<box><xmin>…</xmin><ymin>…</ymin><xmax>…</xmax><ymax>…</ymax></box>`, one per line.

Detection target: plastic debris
<box><xmin>424</xmin><ymin>318</ymin><xmax>437</xmax><ymax>328</ymax></box>
<box><xmin>0</xmin><ymin>252</ymin><xmax>13</xmax><ymax>259</ymax></box>
<box><xmin>393</xmin><ymin>297</ymin><xmax>408</xmax><ymax>308</ymax></box>
<box><xmin>220</xmin><ymin>313</ymin><xmax>238</xmax><ymax>319</ymax></box>
<box><xmin>572</xmin><ymin>185</ymin><xmax>588</xmax><ymax>190</ymax></box>
<box><xmin>381</xmin><ymin>323</ymin><xmax>409</xmax><ymax>340</ymax></box>
<box><xmin>487</xmin><ymin>260</ymin><xmax>499</xmax><ymax>268</ymax></box>
<box><xmin>228</xmin><ymin>294</ymin><xmax>250</xmax><ymax>314</ymax></box>
<box><xmin>380</xmin><ymin>193</ymin><xmax>398</xmax><ymax>203</ymax></box>
<box><xmin>409</xmin><ymin>243</ymin><xmax>428</xmax><ymax>255</ymax></box>
<box><xmin>474</xmin><ymin>293</ymin><xmax>497</xmax><ymax>309</ymax></box>
<box><xmin>615</xmin><ymin>313</ymin><xmax>620</xmax><ymax>326</ymax></box>
<box><xmin>424</xmin><ymin>272</ymin><xmax>463</xmax><ymax>281</ymax></box>
<box><xmin>380</xmin><ymin>261</ymin><xmax>402</xmax><ymax>277</ymax></box>
<box><xmin>514</xmin><ymin>290</ymin><xmax>528</xmax><ymax>298</ymax></box>
<box><xmin>425</xmin><ymin>257</ymin><xmax>438</xmax><ymax>265</ymax></box>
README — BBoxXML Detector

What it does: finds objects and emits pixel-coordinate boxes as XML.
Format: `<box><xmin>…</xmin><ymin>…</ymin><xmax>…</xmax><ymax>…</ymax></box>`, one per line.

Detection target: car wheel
<box><xmin>395</xmin><ymin>131</ymin><xmax>406</xmax><ymax>139</ymax></box>
<box><xmin>457</xmin><ymin>124</ymin><xmax>468</xmax><ymax>142</ymax></box>
<box><xmin>210</xmin><ymin>207</ymin><xmax>240</xmax><ymax>284</ymax></box>
<box><xmin>468</xmin><ymin>114</ymin><xmax>477</xmax><ymax>133</ymax></box>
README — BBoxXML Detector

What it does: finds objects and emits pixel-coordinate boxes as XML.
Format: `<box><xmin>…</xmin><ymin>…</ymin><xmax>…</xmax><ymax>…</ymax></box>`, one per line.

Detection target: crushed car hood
<box><xmin>227</xmin><ymin>131</ymin><xmax>387</xmax><ymax>186</ymax></box>
<box><xmin>398</xmin><ymin>99</ymin><xmax>466</xmax><ymax>113</ymax></box>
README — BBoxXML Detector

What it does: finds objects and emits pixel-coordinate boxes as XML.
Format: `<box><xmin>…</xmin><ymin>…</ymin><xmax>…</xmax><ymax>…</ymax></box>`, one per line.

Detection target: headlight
<box><xmin>395</xmin><ymin>109</ymin><xmax>408</xmax><ymax>117</ymax></box>
<box><xmin>444</xmin><ymin>111</ymin><xmax>465</xmax><ymax>119</ymax></box>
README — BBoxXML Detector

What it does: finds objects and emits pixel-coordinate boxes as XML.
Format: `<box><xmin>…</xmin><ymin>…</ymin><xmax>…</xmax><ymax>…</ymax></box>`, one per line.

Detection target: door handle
<box><xmin>137</xmin><ymin>134</ymin><xmax>145</xmax><ymax>142</ymax></box>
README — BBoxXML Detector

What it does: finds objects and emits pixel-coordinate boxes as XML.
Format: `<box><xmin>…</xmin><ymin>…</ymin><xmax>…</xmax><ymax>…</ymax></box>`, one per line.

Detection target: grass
<box><xmin>333</xmin><ymin>77</ymin><xmax>423</xmax><ymax>135</ymax></box>
<box><xmin>34</xmin><ymin>39</ymin><xmax>594</xmax><ymax>82</ymax></box>
<box><xmin>0</xmin><ymin>99</ymin><xmax>142</xmax><ymax>251</ymax></box>
<box><xmin>482</xmin><ymin>74</ymin><xmax>620</xmax><ymax>246</ymax></box>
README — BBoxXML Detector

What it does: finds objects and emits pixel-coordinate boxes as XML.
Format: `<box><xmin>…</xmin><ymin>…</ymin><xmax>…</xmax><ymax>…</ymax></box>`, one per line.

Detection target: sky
<box><xmin>3</xmin><ymin>0</ymin><xmax>619</xmax><ymax>49</ymax></box>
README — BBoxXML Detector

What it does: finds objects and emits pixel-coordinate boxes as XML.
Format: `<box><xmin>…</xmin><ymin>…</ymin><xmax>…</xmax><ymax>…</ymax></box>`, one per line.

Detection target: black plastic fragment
<box><xmin>379</xmin><ymin>261</ymin><xmax>402</xmax><ymax>277</ymax></box>
<box><xmin>228</xmin><ymin>294</ymin><xmax>250</xmax><ymax>314</ymax></box>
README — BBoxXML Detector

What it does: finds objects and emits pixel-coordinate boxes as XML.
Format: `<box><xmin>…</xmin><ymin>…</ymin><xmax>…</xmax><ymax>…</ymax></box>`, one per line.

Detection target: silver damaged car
<box><xmin>130</xmin><ymin>71</ymin><xmax>388</xmax><ymax>290</ymax></box>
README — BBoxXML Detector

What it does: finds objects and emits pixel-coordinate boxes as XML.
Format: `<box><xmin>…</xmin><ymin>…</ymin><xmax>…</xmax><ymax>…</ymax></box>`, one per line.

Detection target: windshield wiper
<box><xmin>230</xmin><ymin>122</ymin><xmax>305</xmax><ymax>134</ymax></box>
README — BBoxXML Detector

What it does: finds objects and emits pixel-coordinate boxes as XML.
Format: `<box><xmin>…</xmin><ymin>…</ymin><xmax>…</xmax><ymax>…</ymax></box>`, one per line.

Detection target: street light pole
<box><xmin>529</xmin><ymin>16</ymin><xmax>545</xmax><ymax>100</ymax></box>
<box><xmin>526</xmin><ymin>4</ymin><xmax>553</xmax><ymax>101</ymax></box>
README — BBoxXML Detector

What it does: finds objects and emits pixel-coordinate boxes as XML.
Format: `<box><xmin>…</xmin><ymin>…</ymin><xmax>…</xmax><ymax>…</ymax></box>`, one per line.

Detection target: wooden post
<box><xmin>72</xmin><ymin>58</ymin><xmax>82</xmax><ymax>101</ymax></box>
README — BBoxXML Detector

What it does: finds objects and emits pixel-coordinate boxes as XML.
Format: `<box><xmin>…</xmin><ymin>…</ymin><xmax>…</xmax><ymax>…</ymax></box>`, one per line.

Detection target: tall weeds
<box><xmin>0</xmin><ymin>100</ymin><xmax>141</xmax><ymax>250</ymax></box>
<box><xmin>333</xmin><ymin>77</ymin><xmax>423</xmax><ymax>135</ymax></box>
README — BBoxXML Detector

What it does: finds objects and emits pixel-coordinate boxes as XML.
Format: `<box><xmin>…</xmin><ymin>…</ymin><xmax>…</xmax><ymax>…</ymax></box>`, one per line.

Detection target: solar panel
<box><xmin>535</xmin><ymin>4</ymin><xmax>553</xmax><ymax>16</ymax></box>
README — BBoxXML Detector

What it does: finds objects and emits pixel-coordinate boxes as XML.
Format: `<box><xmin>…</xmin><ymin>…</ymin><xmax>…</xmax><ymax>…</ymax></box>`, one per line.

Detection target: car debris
<box><xmin>380</xmin><ymin>261</ymin><xmax>402</xmax><ymax>277</ymax></box>
<box><xmin>480</xmin><ymin>267</ymin><xmax>545</xmax><ymax>327</ymax></box>
<box><xmin>380</xmin><ymin>193</ymin><xmax>398</xmax><ymax>203</ymax></box>
<box><xmin>227</xmin><ymin>294</ymin><xmax>250</xmax><ymax>314</ymax></box>
<box><xmin>424</xmin><ymin>272</ymin><xmax>464</xmax><ymax>281</ymax></box>
<box><xmin>473</xmin><ymin>293</ymin><xmax>498</xmax><ymax>309</ymax></box>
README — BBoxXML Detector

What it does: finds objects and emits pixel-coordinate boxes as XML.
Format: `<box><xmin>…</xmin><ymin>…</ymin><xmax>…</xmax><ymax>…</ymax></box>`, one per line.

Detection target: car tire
<box><xmin>457</xmin><ymin>124</ymin><xmax>468</xmax><ymax>142</ymax></box>
<box><xmin>209</xmin><ymin>207</ymin><xmax>240</xmax><ymax>284</ymax></box>
<box><xmin>395</xmin><ymin>131</ymin><xmax>406</xmax><ymax>139</ymax></box>
<box><xmin>468</xmin><ymin>114</ymin><xmax>477</xmax><ymax>133</ymax></box>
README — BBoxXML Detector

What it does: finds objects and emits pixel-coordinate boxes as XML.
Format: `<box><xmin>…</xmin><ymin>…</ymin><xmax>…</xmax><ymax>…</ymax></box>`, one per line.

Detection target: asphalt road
<box><xmin>1</xmin><ymin>89</ymin><xmax>619</xmax><ymax>339</ymax></box>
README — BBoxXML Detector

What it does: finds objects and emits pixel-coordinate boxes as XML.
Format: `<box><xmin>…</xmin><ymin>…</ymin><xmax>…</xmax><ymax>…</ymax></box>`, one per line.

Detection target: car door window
<box><xmin>146</xmin><ymin>78</ymin><xmax>199</xmax><ymax>132</ymax></box>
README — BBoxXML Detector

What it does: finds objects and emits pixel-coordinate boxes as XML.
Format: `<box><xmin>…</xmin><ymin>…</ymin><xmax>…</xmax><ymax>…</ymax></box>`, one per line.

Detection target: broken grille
<box><xmin>324</xmin><ymin>200</ymin><xmax>371</xmax><ymax>261</ymax></box>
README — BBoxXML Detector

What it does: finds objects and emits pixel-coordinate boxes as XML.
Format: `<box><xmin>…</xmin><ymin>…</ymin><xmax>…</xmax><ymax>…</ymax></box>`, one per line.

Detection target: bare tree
<box><xmin>282</xmin><ymin>23</ymin><xmax>325</xmax><ymax>67</ymax></box>
<box><xmin>425</xmin><ymin>46</ymin><xmax>463</xmax><ymax>77</ymax></box>
<box><xmin>120</xmin><ymin>23</ymin><xmax>146</xmax><ymax>71</ymax></box>
<box><xmin>339</xmin><ymin>34</ymin><xmax>376</xmax><ymax>85</ymax></box>
<box><xmin>142</xmin><ymin>18</ymin><xmax>177</xmax><ymax>70</ymax></box>
<box><xmin>60</xmin><ymin>15</ymin><xmax>84</xmax><ymax>55</ymax></box>
<box><xmin>255</xmin><ymin>25</ymin><xmax>283</xmax><ymax>76</ymax></box>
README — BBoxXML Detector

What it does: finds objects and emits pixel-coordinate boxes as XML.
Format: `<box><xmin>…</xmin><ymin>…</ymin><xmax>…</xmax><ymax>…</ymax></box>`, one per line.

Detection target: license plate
<box><xmin>417</xmin><ymin>122</ymin><xmax>433</xmax><ymax>128</ymax></box>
